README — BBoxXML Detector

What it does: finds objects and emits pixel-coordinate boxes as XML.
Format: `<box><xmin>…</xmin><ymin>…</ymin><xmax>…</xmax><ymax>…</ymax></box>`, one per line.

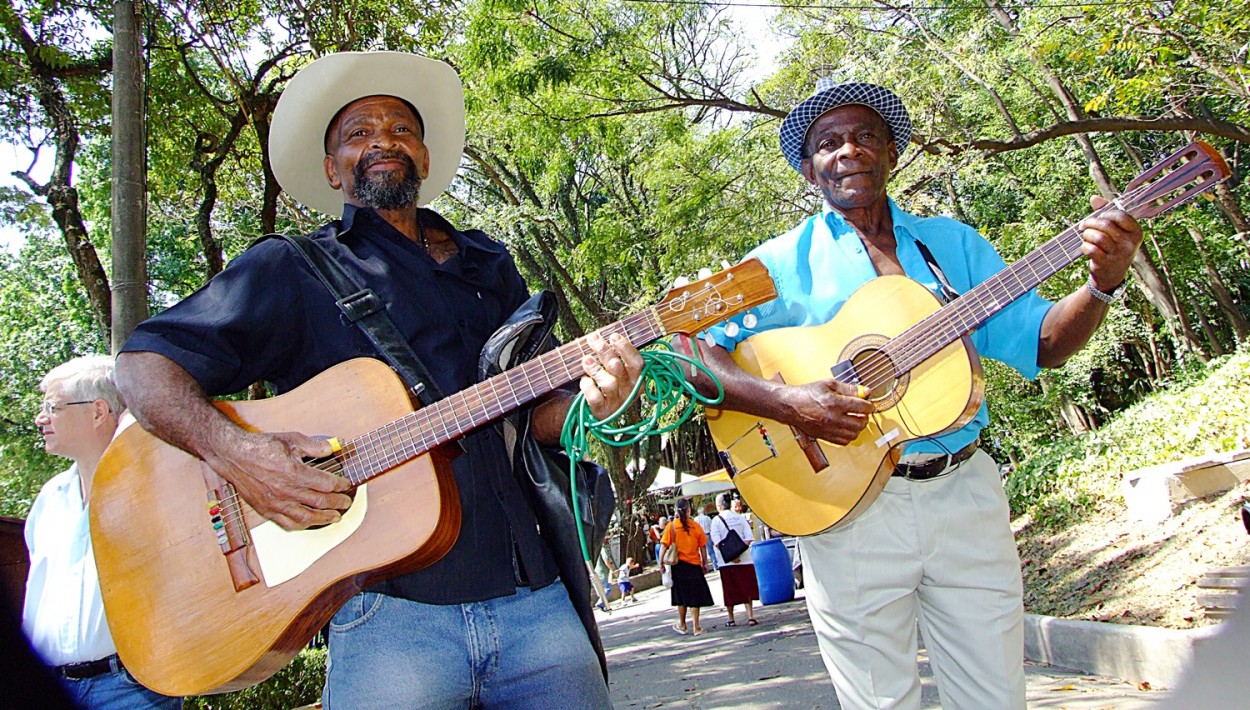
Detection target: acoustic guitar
<box><xmin>90</xmin><ymin>259</ymin><xmax>776</xmax><ymax>696</ymax></box>
<box><xmin>706</xmin><ymin>141</ymin><xmax>1229</xmax><ymax>537</ymax></box>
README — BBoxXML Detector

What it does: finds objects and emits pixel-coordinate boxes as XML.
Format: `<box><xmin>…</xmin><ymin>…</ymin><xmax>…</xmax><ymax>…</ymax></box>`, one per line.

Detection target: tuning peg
<box><xmin>697</xmin><ymin>267</ymin><xmax>712</xmax><ymax>280</ymax></box>
<box><xmin>701</xmin><ymin>332</ymin><xmax>717</xmax><ymax>348</ymax></box>
<box><xmin>721</xmin><ymin>260</ymin><xmax>732</xmax><ymax>271</ymax></box>
<box><xmin>673</xmin><ymin>276</ymin><xmax>690</xmax><ymax>288</ymax></box>
<box><xmin>743</xmin><ymin>313</ymin><xmax>758</xmax><ymax>329</ymax></box>
<box><xmin>724</xmin><ymin>322</ymin><xmax>740</xmax><ymax>338</ymax></box>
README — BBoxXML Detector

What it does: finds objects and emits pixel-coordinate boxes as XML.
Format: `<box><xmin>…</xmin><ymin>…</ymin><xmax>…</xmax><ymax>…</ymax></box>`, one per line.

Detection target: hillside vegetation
<box><xmin>1010</xmin><ymin>348</ymin><xmax>1250</xmax><ymax>628</ymax></box>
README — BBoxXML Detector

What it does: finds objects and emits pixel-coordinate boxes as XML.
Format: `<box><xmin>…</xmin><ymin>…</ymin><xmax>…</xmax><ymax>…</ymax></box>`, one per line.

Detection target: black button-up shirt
<box><xmin>122</xmin><ymin>205</ymin><xmax>559</xmax><ymax>604</ymax></box>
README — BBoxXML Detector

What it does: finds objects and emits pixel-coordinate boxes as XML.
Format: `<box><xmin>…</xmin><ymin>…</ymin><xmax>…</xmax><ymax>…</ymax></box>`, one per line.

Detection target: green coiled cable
<box><xmin>560</xmin><ymin>339</ymin><xmax>725</xmax><ymax>563</ymax></box>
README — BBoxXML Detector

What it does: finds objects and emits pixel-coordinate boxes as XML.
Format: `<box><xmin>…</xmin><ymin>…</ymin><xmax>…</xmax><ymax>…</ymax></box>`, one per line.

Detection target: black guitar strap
<box><xmin>914</xmin><ymin>240</ymin><xmax>960</xmax><ymax>304</ymax></box>
<box><xmin>266</xmin><ymin>233</ymin><xmax>445</xmax><ymax>408</ymax></box>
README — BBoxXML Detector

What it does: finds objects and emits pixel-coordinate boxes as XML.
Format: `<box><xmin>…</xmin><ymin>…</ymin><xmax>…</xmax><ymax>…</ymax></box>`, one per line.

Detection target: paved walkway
<box><xmin>599</xmin><ymin>569</ymin><xmax>1166</xmax><ymax>709</ymax></box>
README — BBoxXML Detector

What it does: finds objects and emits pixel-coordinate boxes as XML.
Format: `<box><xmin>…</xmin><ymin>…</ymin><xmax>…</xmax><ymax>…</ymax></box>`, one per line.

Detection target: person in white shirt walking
<box><xmin>711</xmin><ymin>492</ymin><xmax>760</xmax><ymax>627</ymax></box>
<box><xmin>694</xmin><ymin>504</ymin><xmax>717</xmax><ymax>570</ymax></box>
<box><xmin>23</xmin><ymin>356</ymin><xmax>181</xmax><ymax>710</ymax></box>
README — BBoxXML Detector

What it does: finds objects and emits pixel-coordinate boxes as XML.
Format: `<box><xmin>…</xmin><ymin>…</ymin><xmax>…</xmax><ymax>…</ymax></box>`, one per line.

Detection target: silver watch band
<box><xmin>1086</xmin><ymin>277</ymin><xmax>1125</xmax><ymax>304</ymax></box>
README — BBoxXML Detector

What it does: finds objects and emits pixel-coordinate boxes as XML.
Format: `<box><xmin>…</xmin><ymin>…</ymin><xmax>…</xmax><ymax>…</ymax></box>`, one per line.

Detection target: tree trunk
<box><xmin>1211</xmin><ymin>182</ymin><xmax>1250</xmax><ymax>262</ymax></box>
<box><xmin>1</xmin><ymin>7</ymin><xmax>113</xmax><ymax>339</ymax></box>
<box><xmin>1187</xmin><ymin>291</ymin><xmax>1227</xmax><ymax>357</ymax></box>
<box><xmin>986</xmin><ymin>1</ymin><xmax>1202</xmax><ymax>354</ymax></box>
<box><xmin>111</xmin><ymin>0</ymin><xmax>149</xmax><ymax>352</ymax></box>
<box><xmin>1188</xmin><ymin>226</ymin><xmax>1249</xmax><ymax>342</ymax></box>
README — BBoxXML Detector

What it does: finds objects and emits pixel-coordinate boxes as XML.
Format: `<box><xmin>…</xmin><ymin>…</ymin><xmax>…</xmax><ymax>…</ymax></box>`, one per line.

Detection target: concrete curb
<box><xmin>1024</xmin><ymin>613</ymin><xmax>1220</xmax><ymax>688</ymax></box>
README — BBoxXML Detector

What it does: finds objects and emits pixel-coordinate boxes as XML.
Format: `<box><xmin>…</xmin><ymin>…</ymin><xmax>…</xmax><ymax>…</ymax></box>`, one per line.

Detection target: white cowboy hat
<box><xmin>269</xmin><ymin>51</ymin><xmax>466</xmax><ymax>215</ymax></box>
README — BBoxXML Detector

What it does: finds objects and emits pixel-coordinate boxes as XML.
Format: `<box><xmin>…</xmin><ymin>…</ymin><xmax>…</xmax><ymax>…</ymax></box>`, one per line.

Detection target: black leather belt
<box><xmin>892</xmin><ymin>441</ymin><xmax>979</xmax><ymax>481</ymax></box>
<box><xmin>57</xmin><ymin>655</ymin><xmax>122</xmax><ymax>680</ymax></box>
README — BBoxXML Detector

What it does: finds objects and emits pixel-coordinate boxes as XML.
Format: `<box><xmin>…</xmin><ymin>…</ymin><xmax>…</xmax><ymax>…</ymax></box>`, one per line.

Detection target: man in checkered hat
<box><xmin>694</xmin><ymin>80</ymin><xmax>1144</xmax><ymax>708</ymax></box>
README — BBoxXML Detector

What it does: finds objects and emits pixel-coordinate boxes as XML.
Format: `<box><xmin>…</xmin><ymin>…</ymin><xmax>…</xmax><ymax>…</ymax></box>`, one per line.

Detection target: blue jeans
<box><xmin>324</xmin><ymin>578</ymin><xmax>610</xmax><ymax>709</ymax></box>
<box><xmin>59</xmin><ymin>666</ymin><xmax>181</xmax><ymax>710</ymax></box>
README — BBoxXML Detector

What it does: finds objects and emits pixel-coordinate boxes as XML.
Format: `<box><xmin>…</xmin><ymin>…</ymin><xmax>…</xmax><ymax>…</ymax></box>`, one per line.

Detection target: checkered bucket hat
<box><xmin>779</xmin><ymin>79</ymin><xmax>912</xmax><ymax>172</ymax></box>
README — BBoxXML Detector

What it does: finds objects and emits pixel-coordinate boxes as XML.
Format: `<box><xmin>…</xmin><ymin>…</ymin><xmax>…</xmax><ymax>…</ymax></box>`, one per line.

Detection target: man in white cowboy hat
<box><xmin>115</xmin><ymin>52</ymin><xmax>641</xmax><ymax>708</ymax></box>
<box><xmin>690</xmin><ymin>80</ymin><xmax>1144</xmax><ymax>708</ymax></box>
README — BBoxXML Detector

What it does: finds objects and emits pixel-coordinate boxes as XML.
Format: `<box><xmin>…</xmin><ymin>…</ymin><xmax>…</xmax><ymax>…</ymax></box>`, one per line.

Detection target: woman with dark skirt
<box><xmin>711</xmin><ymin>492</ymin><xmax>760</xmax><ymax>627</ymax></box>
<box><xmin>659</xmin><ymin>498</ymin><xmax>714</xmax><ymax>635</ymax></box>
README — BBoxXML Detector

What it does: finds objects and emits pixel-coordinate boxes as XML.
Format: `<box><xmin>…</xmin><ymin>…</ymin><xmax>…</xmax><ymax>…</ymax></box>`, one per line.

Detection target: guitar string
<box><xmin>835</xmin><ymin>162</ymin><xmax>1212</xmax><ymax>394</ymax></box>
<box><xmin>210</xmin><ymin>321</ymin><xmax>657</xmax><ymax>530</ymax></box>
<box><xmin>209</xmin><ymin>307</ymin><xmax>672</xmax><ymax>531</ymax></box>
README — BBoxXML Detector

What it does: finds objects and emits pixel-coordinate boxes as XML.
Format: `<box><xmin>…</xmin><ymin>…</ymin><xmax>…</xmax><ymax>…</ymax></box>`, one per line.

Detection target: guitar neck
<box><xmin>879</xmin><ymin>141</ymin><xmax>1227</xmax><ymax>378</ymax></box>
<box><xmin>884</xmin><ymin>225</ymin><xmax>1085</xmax><ymax>374</ymax></box>
<box><xmin>335</xmin><ymin>309</ymin><xmax>664</xmax><ymax>485</ymax></box>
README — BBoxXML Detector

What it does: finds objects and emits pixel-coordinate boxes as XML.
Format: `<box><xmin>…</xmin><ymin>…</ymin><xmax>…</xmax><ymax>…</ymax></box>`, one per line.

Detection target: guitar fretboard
<box><xmin>883</xmin><ymin>225</ymin><xmax>1086</xmax><ymax>375</ymax></box>
<box><xmin>869</xmin><ymin>144</ymin><xmax>1223</xmax><ymax>385</ymax></box>
<box><xmin>335</xmin><ymin>309</ymin><xmax>664</xmax><ymax>484</ymax></box>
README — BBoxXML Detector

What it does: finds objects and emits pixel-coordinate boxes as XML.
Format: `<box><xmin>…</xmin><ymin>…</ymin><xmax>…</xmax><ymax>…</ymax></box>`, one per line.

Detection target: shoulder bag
<box><xmin>715</xmin><ymin>516</ymin><xmax>750</xmax><ymax>563</ymax></box>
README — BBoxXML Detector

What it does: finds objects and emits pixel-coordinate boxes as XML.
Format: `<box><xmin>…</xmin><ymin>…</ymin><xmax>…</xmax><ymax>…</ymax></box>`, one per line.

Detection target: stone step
<box><xmin>1121</xmin><ymin>449</ymin><xmax>1250</xmax><ymax>523</ymax></box>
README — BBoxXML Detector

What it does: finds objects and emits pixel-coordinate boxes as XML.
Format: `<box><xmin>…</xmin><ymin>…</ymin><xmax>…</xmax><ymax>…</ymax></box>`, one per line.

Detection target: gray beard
<box><xmin>352</xmin><ymin>152</ymin><xmax>422</xmax><ymax>210</ymax></box>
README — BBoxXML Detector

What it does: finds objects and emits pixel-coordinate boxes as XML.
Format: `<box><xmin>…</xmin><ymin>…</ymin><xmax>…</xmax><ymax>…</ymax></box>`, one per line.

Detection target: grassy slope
<box><xmin>1009</xmin><ymin>349</ymin><xmax>1250</xmax><ymax>628</ymax></box>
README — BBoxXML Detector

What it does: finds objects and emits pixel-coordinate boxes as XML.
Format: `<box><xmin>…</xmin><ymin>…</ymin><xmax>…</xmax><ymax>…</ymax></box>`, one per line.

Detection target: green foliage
<box><xmin>0</xmin><ymin>232</ymin><xmax>107</xmax><ymax>517</ymax></box>
<box><xmin>184</xmin><ymin>647</ymin><xmax>327</xmax><ymax>710</ymax></box>
<box><xmin>1005</xmin><ymin>347</ymin><xmax>1250</xmax><ymax>529</ymax></box>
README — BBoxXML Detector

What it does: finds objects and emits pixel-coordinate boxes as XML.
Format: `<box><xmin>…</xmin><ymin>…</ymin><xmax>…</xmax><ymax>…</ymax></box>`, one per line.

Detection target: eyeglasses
<box><xmin>40</xmin><ymin>400</ymin><xmax>95</xmax><ymax>416</ymax></box>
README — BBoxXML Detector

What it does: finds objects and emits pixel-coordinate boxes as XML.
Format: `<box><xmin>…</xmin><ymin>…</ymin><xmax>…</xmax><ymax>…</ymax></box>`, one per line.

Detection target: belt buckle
<box><xmin>898</xmin><ymin>453</ymin><xmax>950</xmax><ymax>481</ymax></box>
<box><xmin>59</xmin><ymin>656</ymin><xmax>117</xmax><ymax>680</ymax></box>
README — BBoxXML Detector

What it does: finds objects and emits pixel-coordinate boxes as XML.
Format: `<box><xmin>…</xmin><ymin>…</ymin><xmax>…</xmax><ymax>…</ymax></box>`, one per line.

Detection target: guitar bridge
<box><xmin>201</xmin><ymin>463</ymin><xmax>260</xmax><ymax>592</ymax></box>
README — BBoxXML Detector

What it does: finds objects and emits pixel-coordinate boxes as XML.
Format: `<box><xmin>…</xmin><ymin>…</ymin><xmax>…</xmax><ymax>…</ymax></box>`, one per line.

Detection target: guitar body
<box><xmin>706</xmin><ymin>276</ymin><xmax>985</xmax><ymax>536</ymax></box>
<box><xmin>90</xmin><ymin>358</ymin><xmax>460</xmax><ymax>695</ymax></box>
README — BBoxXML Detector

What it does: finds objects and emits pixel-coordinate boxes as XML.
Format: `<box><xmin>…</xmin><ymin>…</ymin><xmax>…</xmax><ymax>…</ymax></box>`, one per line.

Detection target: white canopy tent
<box><xmin>649</xmin><ymin>469</ymin><xmax>735</xmax><ymax>503</ymax></box>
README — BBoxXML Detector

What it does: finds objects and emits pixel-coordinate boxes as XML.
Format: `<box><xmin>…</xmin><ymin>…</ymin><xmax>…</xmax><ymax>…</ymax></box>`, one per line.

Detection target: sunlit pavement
<box><xmin>599</xmin><ymin>569</ymin><xmax>1165</xmax><ymax>709</ymax></box>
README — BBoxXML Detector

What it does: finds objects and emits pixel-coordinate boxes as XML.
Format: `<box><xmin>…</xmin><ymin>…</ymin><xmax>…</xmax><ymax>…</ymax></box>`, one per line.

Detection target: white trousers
<box><xmin>800</xmin><ymin>451</ymin><xmax>1025</xmax><ymax>710</ymax></box>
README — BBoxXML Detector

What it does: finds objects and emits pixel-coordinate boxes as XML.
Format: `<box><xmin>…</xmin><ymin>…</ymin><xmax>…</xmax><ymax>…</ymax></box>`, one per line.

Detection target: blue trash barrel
<box><xmin>753</xmin><ymin>538</ymin><xmax>795</xmax><ymax>605</ymax></box>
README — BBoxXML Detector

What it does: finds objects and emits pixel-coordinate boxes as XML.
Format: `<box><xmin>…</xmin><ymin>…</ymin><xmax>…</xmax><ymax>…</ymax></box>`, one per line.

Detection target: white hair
<box><xmin>40</xmin><ymin>355</ymin><xmax>125</xmax><ymax>415</ymax></box>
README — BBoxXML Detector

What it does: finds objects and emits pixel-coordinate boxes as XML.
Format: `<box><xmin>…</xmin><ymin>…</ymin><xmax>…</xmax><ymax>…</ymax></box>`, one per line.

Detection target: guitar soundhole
<box><xmin>845</xmin><ymin>338</ymin><xmax>907</xmax><ymax>411</ymax></box>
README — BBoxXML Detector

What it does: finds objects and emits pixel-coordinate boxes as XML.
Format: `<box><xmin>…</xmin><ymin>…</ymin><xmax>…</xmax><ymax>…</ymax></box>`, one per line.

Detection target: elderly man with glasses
<box><xmin>23</xmin><ymin>355</ymin><xmax>181</xmax><ymax>709</ymax></box>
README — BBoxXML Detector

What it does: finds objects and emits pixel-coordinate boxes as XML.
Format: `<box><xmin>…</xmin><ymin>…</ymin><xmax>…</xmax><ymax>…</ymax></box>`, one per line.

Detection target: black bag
<box><xmin>716</xmin><ymin>518</ymin><xmax>749</xmax><ymax>563</ymax></box>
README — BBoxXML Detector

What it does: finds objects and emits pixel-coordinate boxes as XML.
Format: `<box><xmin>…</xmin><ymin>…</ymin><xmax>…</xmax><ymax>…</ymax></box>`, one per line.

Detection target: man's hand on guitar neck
<box><xmin>1038</xmin><ymin>196</ymin><xmax>1145</xmax><ymax>368</ymax></box>
<box><xmin>693</xmin><ymin>341</ymin><xmax>874</xmax><ymax>446</ymax></box>
<box><xmin>532</xmin><ymin>331</ymin><xmax>645</xmax><ymax>445</ymax></box>
<box><xmin>1077</xmin><ymin>195</ymin><xmax>1144</xmax><ymax>294</ymax></box>
<box><xmin>116</xmin><ymin>351</ymin><xmax>354</xmax><ymax>531</ymax></box>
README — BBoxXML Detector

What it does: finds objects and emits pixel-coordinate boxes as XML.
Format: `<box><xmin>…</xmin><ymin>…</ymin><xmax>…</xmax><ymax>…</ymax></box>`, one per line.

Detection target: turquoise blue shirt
<box><xmin>706</xmin><ymin>199</ymin><xmax>1053</xmax><ymax>455</ymax></box>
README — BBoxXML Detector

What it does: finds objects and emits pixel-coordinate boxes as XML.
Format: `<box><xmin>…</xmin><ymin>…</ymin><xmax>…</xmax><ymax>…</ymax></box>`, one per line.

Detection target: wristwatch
<box><xmin>1086</xmin><ymin>277</ymin><xmax>1126</xmax><ymax>304</ymax></box>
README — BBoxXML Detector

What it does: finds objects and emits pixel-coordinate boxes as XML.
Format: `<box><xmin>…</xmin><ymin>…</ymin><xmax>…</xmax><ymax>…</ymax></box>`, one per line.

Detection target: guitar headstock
<box><xmin>1120</xmin><ymin>141</ymin><xmax>1230</xmax><ymax>220</ymax></box>
<box><xmin>653</xmin><ymin>258</ymin><xmax>777</xmax><ymax>335</ymax></box>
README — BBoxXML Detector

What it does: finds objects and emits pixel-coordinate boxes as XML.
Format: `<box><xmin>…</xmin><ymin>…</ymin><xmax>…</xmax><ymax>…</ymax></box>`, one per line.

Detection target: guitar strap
<box><xmin>914</xmin><ymin>240</ymin><xmax>960</xmax><ymax>304</ymax></box>
<box><xmin>267</xmin><ymin>233</ymin><xmax>446</xmax><ymax>408</ymax></box>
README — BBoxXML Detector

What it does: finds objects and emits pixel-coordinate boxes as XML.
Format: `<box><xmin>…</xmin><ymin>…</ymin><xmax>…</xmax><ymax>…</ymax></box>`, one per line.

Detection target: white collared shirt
<box><xmin>22</xmin><ymin>464</ymin><xmax>117</xmax><ymax>666</ymax></box>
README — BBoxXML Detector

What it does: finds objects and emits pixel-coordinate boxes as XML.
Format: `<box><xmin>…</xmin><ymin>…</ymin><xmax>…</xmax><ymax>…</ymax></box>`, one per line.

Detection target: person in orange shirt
<box><xmin>659</xmin><ymin>498</ymin><xmax>714</xmax><ymax>635</ymax></box>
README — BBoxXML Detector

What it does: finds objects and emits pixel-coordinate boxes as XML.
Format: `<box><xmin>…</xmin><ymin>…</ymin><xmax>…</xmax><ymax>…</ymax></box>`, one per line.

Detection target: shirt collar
<box><xmin>820</xmin><ymin>197</ymin><xmax>919</xmax><ymax>245</ymax></box>
<box><xmin>338</xmin><ymin>204</ymin><xmax>506</xmax><ymax>258</ymax></box>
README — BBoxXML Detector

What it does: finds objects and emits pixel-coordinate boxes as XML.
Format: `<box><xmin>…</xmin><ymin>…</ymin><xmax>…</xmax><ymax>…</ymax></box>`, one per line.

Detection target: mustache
<box><xmin>359</xmin><ymin>150</ymin><xmax>416</xmax><ymax>172</ymax></box>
